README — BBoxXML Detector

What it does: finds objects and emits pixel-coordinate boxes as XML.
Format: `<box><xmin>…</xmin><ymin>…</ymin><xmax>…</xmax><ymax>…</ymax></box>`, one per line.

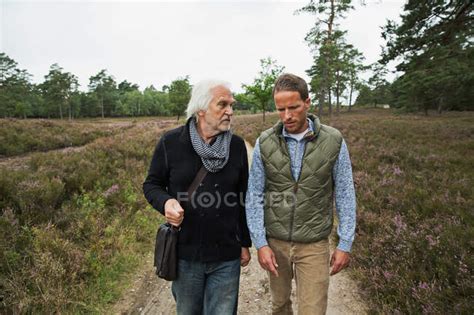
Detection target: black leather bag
<box><xmin>153</xmin><ymin>166</ymin><xmax>208</xmax><ymax>281</ymax></box>
<box><xmin>154</xmin><ymin>223</ymin><xmax>179</xmax><ymax>280</ymax></box>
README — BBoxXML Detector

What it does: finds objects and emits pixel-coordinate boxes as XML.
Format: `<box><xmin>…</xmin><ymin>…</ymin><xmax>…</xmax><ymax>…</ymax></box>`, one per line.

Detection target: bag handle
<box><xmin>186</xmin><ymin>165</ymin><xmax>208</xmax><ymax>197</ymax></box>
<box><xmin>169</xmin><ymin>165</ymin><xmax>207</xmax><ymax>231</ymax></box>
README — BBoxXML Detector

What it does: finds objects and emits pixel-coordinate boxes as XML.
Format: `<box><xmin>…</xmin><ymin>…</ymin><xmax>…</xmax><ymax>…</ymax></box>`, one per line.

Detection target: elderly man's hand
<box><xmin>164</xmin><ymin>199</ymin><xmax>184</xmax><ymax>227</ymax></box>
<box><xmin>257</xmin><ymin>245</ymin><xmax>279</xmax><ymax>277</ymax></box>
<box><xmin>330</xmin><ymin>249</ymin><xmax>350</xmax><ymax>275</ymax></box>
<box><xmin>241</xmin><ymin>247</ymin><xmax>251</xmax><ymax>267</ymax></box>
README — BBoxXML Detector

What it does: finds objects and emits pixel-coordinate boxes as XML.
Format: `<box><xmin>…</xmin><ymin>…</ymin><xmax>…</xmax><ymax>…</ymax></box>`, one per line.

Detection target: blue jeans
<box><xmin>171</xmin><ymin>258</ymin><xmax>241</xmax><ymax>315</ymax></box>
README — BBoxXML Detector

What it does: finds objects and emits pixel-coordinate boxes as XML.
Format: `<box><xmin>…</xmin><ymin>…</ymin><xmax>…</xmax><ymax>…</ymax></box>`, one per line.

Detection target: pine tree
<box><xmin>381</xmin><ymin>1</ymin><xmax>473</xmax><ymax>113</ymax></box>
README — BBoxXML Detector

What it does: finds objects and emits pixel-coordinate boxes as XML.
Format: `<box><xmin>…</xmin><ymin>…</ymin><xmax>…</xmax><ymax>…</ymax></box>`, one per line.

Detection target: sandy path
<box><xmin>111</xmin><ymin>141</ymin><xmax>367</xmax><ymax>314</ymax></box>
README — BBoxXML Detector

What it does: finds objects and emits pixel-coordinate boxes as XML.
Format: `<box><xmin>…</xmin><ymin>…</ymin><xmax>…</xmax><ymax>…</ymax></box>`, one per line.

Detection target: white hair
<box><xmin>186</xmin><ymin>79</ymin><xmax>231</xmax><ymax>119</ymax></box>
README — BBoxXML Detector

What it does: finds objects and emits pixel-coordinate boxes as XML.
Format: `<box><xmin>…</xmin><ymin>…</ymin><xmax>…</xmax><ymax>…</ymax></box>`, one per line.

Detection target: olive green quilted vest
<box><xmin>259</xmin><ymin>114</ymin><xmax>342</xmax><ymax>243</ymax></box>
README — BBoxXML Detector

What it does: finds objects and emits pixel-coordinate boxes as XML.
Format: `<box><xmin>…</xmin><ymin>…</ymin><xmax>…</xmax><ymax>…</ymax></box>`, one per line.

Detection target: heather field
<box><xmin>327</xmin><ymin>109</ymin><xmax>474</xmax><ymax>314</ymax></box>
<box><xmin>0</xmin><ymin>119</ymin><xmax>173</xmax><ymax>313</ymax></box>
<box><xmin>0</xmin><ymin>109</ymin><xmax>473</xmax><ymax>313</ymax></box>
<box><xmin>238</xmin><ymin>109</ymin><xmax>474</xmax><ymax>313</ymax></box>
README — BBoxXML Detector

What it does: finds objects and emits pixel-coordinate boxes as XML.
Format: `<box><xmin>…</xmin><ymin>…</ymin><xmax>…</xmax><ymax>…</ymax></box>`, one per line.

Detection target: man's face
<box><xmin>274</xmin><ymin>90</ymin><xmax>310</xmax><ymax>134</ymax></box>
<box><xmin>200</xmin><ymin>85</ymin><xmax>235</xmax><ymax>135</ymax></box>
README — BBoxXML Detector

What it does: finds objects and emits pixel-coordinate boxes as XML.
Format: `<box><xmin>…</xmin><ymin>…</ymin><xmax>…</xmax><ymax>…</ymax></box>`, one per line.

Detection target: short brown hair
<box><xmin>272</xmin><ymin>73</ymin><xmax>309</xmax><ymax>101</ymax></box>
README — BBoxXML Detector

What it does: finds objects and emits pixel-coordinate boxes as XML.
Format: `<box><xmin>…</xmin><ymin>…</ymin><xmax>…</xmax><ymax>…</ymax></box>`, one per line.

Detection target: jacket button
<box><xmin>214</xmin><ymin>183</ymin><xmax>219</xmax><ymax>188</ymax></box>
<box><xmin>199</xmin><ymin>183</ymin><xmax>203</xmax><ymax>187</ymax></box>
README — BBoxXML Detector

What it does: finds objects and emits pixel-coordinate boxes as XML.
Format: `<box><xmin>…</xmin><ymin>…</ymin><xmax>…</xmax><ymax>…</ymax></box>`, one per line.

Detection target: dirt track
<box><xmin>111</xmin><ymin>244</ymin><xmax>367</xmax><ymax>315</ymax></box>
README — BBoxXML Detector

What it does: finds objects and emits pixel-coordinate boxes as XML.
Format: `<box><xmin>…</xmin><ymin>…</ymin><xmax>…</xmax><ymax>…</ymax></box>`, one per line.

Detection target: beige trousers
<box><xmin>267</xmin><ymin>237</ymin><xmax>330</xmax><ymax>315</ymax></box>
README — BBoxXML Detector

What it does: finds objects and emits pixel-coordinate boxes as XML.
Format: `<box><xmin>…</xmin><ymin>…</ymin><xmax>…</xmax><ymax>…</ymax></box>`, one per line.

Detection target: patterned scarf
<box><xmin>188</xmin><ymin>117</ymin><xmax>232</xmax><ymax>173</ymax></box>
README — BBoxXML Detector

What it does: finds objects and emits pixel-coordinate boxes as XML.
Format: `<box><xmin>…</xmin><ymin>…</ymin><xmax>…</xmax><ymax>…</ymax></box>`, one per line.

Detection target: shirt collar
<box><xmin>282</xmin><ymin>118</ymin><xmax>315</xmax><ymax>141</ymax></box>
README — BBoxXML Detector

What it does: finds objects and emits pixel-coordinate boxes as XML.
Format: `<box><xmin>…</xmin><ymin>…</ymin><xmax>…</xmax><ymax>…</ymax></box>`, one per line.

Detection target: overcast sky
<box><xmin>2</xmin><ymin>0</ymin><xmax>405</xmax><ymax>93</ymax></box>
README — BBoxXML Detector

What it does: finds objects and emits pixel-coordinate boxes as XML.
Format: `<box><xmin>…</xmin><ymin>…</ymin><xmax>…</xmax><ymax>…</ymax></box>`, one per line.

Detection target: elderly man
<box><xmin>143</xmin><ymin>80</ymin><xmax>251</xmax><ymax>315</ymax></box>
<box><xmin>246</xmin><ymin>73</ymin><xmax>356</xmax><ymax>315</ymax></box>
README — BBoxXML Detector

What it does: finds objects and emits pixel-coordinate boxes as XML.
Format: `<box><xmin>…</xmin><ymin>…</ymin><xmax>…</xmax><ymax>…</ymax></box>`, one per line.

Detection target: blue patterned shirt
<box><xmin>245</xmin><ymin>119</ymin><xmax>356</xmax><ymax>252</ymax></box>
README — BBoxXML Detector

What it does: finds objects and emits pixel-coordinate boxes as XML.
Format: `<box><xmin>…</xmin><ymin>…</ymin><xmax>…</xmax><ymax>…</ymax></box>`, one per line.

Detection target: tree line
<box><xmin>0</xmin><ymin>52</ymin><xmax>283</xmax><ymax>120</ymax></box>
<box><xmin>0</xmin><ymin>54</ymin><xmax>193</xmax><ymax>120</ymax></box>
<box><xmin>0</xmin><ymin>52</ymin><xmax>288</xmax><ymax>121</ymax></box>
<box><xmin>1</xmin><ymin>1</ymin><xmax>472</xmax><ymax>119</ymax></box>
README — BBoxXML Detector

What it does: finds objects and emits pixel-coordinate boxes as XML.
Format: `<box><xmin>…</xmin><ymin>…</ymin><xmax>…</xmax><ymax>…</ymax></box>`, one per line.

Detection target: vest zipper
<box><xmin>288</xmin><ymin>140</ymin><xmax>308</xmax><ymax>241</ymax></box>
<box><xmin>288</xmin><ymin>182</ymin><xmax>299</xmax><ymax>241</ymax></box>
